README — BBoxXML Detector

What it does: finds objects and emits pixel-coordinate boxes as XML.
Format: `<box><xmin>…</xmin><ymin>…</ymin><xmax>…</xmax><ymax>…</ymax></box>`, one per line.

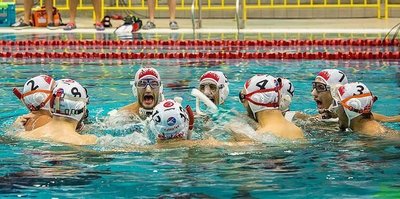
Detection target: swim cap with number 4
<box><xmin>50</xmin><ymin>79</ymin><xmax>89</xmax><ymax>121</ymax></box>
<box><xmin>243</xmin><ymin>74</ymin><xmax>280</xmax><ymax>114</ymax></box>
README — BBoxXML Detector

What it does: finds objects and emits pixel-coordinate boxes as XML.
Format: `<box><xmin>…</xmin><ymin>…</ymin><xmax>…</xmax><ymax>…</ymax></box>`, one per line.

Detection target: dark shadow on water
<box><xmin>0</xmin><ymin>147</ymin><xmax>113</xmax><ymax>195</ymax></box>
<box><xmin>158</xmin><ymin>192</ymin><xmax>214</xmax><ymax>199</ymax></box>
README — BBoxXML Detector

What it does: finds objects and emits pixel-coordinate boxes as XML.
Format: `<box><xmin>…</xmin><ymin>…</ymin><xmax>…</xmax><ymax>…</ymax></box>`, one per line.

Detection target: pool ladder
<box><xmin>191</xmin><ymin>0</ymin><xmax>245</xmax><ymax>36</ymax></box>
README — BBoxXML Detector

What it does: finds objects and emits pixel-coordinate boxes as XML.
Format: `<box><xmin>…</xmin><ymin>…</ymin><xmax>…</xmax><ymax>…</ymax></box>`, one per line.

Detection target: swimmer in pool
<box><xmin>278</xmin><ymin>77</ymin><xmax>334</xmax><ymax>124</ymax></box>
<box><xmin>198</xmin><ymin>71</ymin><xmax>229</xmax><ymax>105</ymax></box>
<box><xmin>190</xmin><ymin>71</ymin><xmax>229</xmax><ymax>132</ymax></box>
<box><xmin>311</xmin><ymin>69</ymin><xmax>400</xmax><ymax>122</ymax></box>
<box><xmin>234</xmin><ymin>74</ymin><xmax>304</xmax><ymax>140</ymax></box>
<box><xmin>311</xmin><ymin>69</ymin><xmax>348</xmax><ymax>121</ymax></box>
<box><xmin>332</xmin><ymin>82</ymin><xmax>398</xmax><ymax>135</ymax></box>
<box><xmin>17</xmin><ymin>79</ymin><xmax>97</xmax><ymax>145</ymax></box>
<box><xmin>117</xmin><ymin>67</ymin><xmax>164</xmax><ymax>119</ymax></box>
<box><xmin>145</xmin><ymin>99</ymin><xmax>252</xmax><ymax>149</ymax></box>
<box><xmin>13</xmin><ymin>75</ymin><xmax>89</xmax><ymax>132</ymax></box>
<box><xmin>13</xmin><ymin>75</ymin><xmax>56</xmax><ymax>131</ymax></box>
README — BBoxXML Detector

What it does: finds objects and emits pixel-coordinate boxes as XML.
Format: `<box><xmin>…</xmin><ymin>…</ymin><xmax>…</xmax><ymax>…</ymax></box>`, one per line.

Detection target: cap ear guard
<box><xmin>31</xmin><ymin>93</ymin><xmax>47</xmax><ymax>109</ymax></box>
<box><xmin>346</xmin><ymin>98</ymin><xmax>362</xmax><ymax>111</ymax></box>
<box><xmin>130</xmin><ymin>81</ymin><xmax>137</xmax><ymax>97</ymax></box>
<box><xmin>159</xmin><ymin>84</ymin><xmax>164</xmax><ymax>102</ymax></box>
<box><xmin>50</xmin><ymin>89</ymin><xmax>63</xmax><ymax>114</ymax></box>
<box><xmin>277</xmin><ymin>77</ymin><xmax>294</xmax><ymax>112</ymax></box>
<box><xmin>279</xmin><ymin>94</ymin><xmax>292</xmax><ymax>112</ymax></box>
<box><xmin>51</xmin><ymin>95</ymin><xmax>87</xmax><ymax>119</ymax></box>
<box><xmin>219</xmin><ymin>83</ymin><xmax>229</xmax><ymax>105</ymax></box>
<box><xmin>328</xmin><ymin>84</ymin><xmax>342</xmax><ymax>113</ymax></box>
<box><xmin>330</xmin><ymin>84</ymin><xmax>341</xmax><ymax>101</ymax></box>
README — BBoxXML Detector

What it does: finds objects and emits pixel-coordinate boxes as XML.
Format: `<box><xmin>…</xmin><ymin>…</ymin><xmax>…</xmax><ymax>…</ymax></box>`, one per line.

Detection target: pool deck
<box><xmin>0</xmin><ymin>18</ymin><xmax>399</xmax><ymax>34</ymax></box>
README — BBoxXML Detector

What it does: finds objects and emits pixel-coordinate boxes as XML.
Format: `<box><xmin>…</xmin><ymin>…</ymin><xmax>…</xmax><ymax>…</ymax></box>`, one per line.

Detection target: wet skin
<box><xmin>199</xmin><ymin>82</ymin><xmax>219</xmax><ymax>105</ymax></box>
<box><xmin>311</xmin><ymin>77</ymin><xmax>334</xmax><ymax>113</ymax></box>
<box><xmin>136</xmin><ymin>78</ymin><xmax>160</xmax><ymax>109</ymax></box>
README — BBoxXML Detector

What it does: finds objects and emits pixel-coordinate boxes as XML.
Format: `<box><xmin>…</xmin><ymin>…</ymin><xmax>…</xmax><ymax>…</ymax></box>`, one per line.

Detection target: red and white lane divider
<box><xmin>1</xmin><ymin>51</ymin><xmax>399</xmax><ymax>59</ymax></box>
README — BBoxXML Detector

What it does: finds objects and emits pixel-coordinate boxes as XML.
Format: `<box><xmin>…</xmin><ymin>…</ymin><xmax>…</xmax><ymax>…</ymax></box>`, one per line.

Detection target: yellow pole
<box><xmin>384</xmin><ymin>0</ymin><xmax>388</xmax><ymax>19</ymax></box>
<box><xmin>101</xmin><ymin>0</ymin><xmax>104</xmax><ymax>20</ymax></box>
<box><xmin>243</xmin><ymin>0</ymin><xmax>247</xmax><ymax>21</ymax></box>
<box><xmin>378</xmin><ymin>0</ymin><xmax>382</xmax><ymax>19</ymax></box>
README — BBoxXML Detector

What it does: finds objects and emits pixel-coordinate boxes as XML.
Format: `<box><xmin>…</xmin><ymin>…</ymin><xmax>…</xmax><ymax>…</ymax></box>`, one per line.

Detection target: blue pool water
<box><xmin>0</xmin><ymin>58</ymin><xmax>399</xmax><ymax>198</ymax></box>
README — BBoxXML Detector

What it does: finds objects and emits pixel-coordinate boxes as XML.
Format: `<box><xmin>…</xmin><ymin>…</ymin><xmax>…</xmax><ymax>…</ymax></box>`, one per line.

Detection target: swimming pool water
<box><xmin>0</xmin><ymin>59</ymin><xmax>399</xmax><ymax>198</ymax></box>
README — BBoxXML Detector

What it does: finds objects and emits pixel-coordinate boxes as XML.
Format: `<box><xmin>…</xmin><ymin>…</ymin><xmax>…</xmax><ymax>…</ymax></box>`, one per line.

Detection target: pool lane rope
<box><xmin>2</xmin><ymin>51</ymin><xmax>399</xmax><ymax>59</ymax></box>
<box><xmin>0</xmin><ymin>39</ymin><xmax>399</xmax><ymax>60</ymax></box>
<box><xmin>1</xmin><ymin>39</ymin><xmax>399</xmax><ymax>47</ymax></box>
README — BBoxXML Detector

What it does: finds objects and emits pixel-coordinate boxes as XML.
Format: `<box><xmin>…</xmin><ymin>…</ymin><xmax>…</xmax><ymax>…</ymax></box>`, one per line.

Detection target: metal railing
<box><xmin>244</xmin><ymin>0</ymin><xmax>382</xmax><ymax>19</ymax></box>
<box><xmin>385</xmin><ymin>0</ymin><xmax>400</xmax><ymax>18</ymax></box>
<box><xmin>2</xmin><ymin>0</ymin><xmax>399</xmax><ymax>20</ymax></box>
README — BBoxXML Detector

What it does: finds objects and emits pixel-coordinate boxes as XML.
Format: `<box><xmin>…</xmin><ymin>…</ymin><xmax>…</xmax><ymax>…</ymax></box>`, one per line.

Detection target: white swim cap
<box><xmin>315</xmin><ymin>69</ymin><xmax>349</xmax><ymax>112</ymax></box>
<box><xmin>131</xmin><ymin>67</ymin><xmax>164</xmax><ymax>101</ymax></box>
<box><xmin>199</xmin><ymin>71</ymin><xmax>229</xmax><ymax>104</ymax></box>
<box><xmin>278</xmin><ymin>78</ymin><xmax>294</xmax><ymax>112</ymax></box>
<box><xmin>135</xmin><ymin>67</ymin><xmax>161</xmax><ymax>83</ymax></box>
<box><xmin>17</xmin><ymin>75</ymin><xmax>56</xmax><ymax>111</ymax></box>
<box><xmin>316</xmin><ymin>69</ymin><xmax>348</xmax><ymax>86</ymax></box>
<box><xmin>50</xmin><ymin>79</ymin><xmax>89</xmax><ymax>122</ymax></box>
<box><xmin>150</xmin><ymin>99</ymin><xmax>189</xmax><ymax>140</ymax></box>
<box><xmin>336</xmin><ymin>82</ymin><xmax>377</xmax><ymax>125</ymax></box>
<box><xmin>241</xmin><ymin>75</ymin><xmax>280</xmax><ymax>117</ymax></box>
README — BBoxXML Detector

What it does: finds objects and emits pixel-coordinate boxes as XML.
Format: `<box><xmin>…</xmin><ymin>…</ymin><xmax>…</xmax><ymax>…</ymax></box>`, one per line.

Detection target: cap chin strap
<box><xmin>139</xmin><ymin>107</ymin><xmax>153</xmax><ymax>118</ymax></box>
<box><xmin>76</xmin><ymin>121</ymin><xmax>85</xmax><ymax>132</ymax></box>
<box><xmin>319</xmin><ymin>100</ymin><xmax>338</xmax><ymax>119</ymax></box>
<box><xmin>185</xmin><ymin>105</ymin><xmax>194</xmax><ymax>130</ymax></box>
<box><xmin>320</xmin><ymin>86</ymin><xmax>343</xmax><ymax>119</ymax></box>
